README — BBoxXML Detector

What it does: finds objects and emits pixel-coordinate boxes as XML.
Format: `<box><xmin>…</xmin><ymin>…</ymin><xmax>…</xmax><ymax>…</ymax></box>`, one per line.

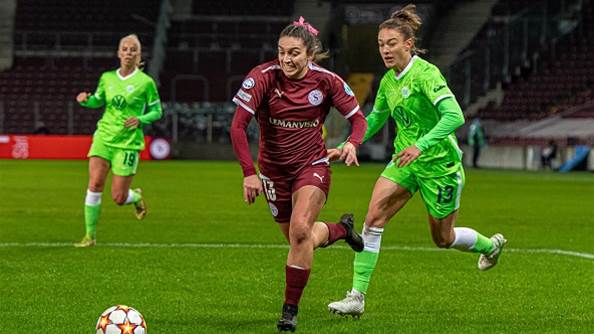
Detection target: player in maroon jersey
<box><xmin>230</xmin><ymin>16</ymin><xmax>368</xmax><ymax>332</ymax></box>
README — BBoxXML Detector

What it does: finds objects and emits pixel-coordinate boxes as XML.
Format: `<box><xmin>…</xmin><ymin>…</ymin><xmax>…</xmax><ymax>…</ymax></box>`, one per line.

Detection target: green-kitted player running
<box><xmin>327</xmin><ymin>4</ymin><xmax>506</xmax><ymax>316</ymax></box>
<box><xmin>74</xmin><ymin>34</ymin><xmax>162</xmax><ymax>248</ymax></box>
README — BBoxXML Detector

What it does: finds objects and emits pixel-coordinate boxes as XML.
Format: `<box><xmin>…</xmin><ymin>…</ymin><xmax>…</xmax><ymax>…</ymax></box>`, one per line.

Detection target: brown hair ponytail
<box><xmin>379</xmin><ymin>4</ymin><xmax>426</xmax><ymax>55</ymax></box>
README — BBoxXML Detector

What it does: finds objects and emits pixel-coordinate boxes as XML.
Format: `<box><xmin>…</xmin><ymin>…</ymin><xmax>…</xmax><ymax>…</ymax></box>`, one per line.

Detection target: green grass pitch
<box><xmin>1</xmin><ymin>160</ymin><xmax>593</xmax><ymax>333</ymax></box>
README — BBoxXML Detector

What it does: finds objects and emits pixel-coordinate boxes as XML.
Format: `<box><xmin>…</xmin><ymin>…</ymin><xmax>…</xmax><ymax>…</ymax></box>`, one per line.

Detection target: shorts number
<box><xmin>123</xmin><ymin>152</ymin><xmax>136</xmax><ymax>167</ymax></box>
<box><xmin>261</xmin><ymin>179</ymin><xmax>277</xmax><ymax>201</ymax></box>
<box><xmin>437</xmin><ymin>185</ymin><xmax>454</xmax><ymax>204</ymax></box>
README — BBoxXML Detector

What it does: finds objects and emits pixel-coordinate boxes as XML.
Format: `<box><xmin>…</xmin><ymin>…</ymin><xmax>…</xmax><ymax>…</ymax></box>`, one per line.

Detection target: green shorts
<box><xmin>88</xmin><ymin>136</ymin><xmax>140</xmax><ymax>176</ymax></box>
<box><xmin>380</xmin><ymin>161</ymin><xmax>465</xmax><ymax>219</ymax></box>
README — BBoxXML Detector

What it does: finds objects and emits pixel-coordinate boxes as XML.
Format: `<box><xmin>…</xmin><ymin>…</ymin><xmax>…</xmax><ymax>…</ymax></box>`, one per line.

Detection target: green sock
<box><xmin>84</xmin><ymin>204</ymin><xmax>101</xmax><ymax>239</ymax></box>
<box><xmin>472</xmin><ymin>233</ymin><xmax>494</xmax><ymax>254</ymax></box>
<box><xmin>352</xmin><ymin>250</ymin><xmax>380</xmax><ymax>294</ymax></box>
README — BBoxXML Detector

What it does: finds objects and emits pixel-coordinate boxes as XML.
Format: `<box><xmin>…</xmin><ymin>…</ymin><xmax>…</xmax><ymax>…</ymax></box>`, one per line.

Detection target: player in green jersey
<box><xmin>74</xmin><ymin>34</ymin><xmax>162</xmax><ymax>247</ymax></box>
<box><xmin>327</xmin><ymin>4</ymin><xmax>507</xmax><ymax>316</ymax></box>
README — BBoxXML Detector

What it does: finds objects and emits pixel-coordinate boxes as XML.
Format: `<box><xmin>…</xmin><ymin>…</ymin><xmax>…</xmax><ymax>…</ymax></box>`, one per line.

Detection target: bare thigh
<box><xmin>88</xmin><ymin>157</ymin><xmax>110</xmax><ymax>192</ymax></box>
<box><xmin>365</xmin><ymin>176</ymin><xmax>413</xmax><ymax>228</ymax></box>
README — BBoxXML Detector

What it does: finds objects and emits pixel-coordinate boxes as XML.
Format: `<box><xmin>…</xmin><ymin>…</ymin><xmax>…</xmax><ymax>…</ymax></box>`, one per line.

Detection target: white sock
<box><xmin>450</xmin><ymin>227</ymin><xmax>478</xmax><ymax>251</ymax></box>
<box><xmin>85</xmin><ymin>190</ymin><xmax>102</xmax><ymax>206</ymax></box>
<box><xmin>124</xmin><ymin>189</ymin><xmax>136</xmax><ymax>205</ymax></box>
<box><xmin>362</xmin><ymin>224</ymin><xmax>384</xmax><ymax>253</ymax></box>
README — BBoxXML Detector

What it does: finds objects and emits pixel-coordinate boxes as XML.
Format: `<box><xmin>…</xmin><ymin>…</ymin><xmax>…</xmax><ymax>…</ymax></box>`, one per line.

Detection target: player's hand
<box><xmin>124</xmin><ymin>117</ymin><xmax>140</xmax><ymax>129</ymax></box>
<box><xmin>395</xmin><ymin>145</ymin><xmax>421</xmax><ymax>167</ymax></box>
<box><xmin>76</xmin><ymin>92</ymin><xmax>91</xmax><ymax>103</ymax></box>
<box><xmin>243</xmin><ymin>174</ymin><xmax>263</xmax><ymax>205</ymax></box>
<box><xmin>339</xmin><ymin>142</ymin><xmax>359</xmax><ymax>166</ymax></box>
<box><xmin>326</xmin><ymin>148</ymin><xmax>342</xmax><ymax>162</ymax></box>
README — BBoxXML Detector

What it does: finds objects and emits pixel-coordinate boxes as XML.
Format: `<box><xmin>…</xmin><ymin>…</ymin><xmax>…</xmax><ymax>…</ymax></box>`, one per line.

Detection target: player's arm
<box><xmin>231</xmin><ymin>67</ymin><xmax>268</xmax><ymax>204</ymax></box>
<box><xmin>414</xmin><ymin>97</ymin><xmax>464</xmax><ymax>152</ymax></box>
<box><xmin>137</xmin><ymin>80</ymin><xmax>163</xmax><ymax>125</ymax></box>
<box><xmin>78</xmin><ymin>74</ymin><xmax>105</xmax><ymax>108</ymax></box>
<box><xmin>337</xmin><ymin>81</ymin><xmax>389</xmax><ymax>149</ymax></box>
<box><xmin>230</xmin><ymin>107</ymin><xmax>262</xmax><ymax>204</ymax></box>
<box><xmin>414</xmin><ymin>67</ymin><xmax>464</xmax><ymax>152</ymax></box>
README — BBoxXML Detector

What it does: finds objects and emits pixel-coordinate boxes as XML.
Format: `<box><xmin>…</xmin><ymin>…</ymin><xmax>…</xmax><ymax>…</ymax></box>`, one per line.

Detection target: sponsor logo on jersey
<box><xmin>401</xmin><ymin>87</ymin><xmax>410</xmax><ymax>98</ymax></box>
<box><xmin>126</xmin><ymin>85</ymin><xmax>135</xmax><ymax>93</ymax></box>
<box><xmin>237</xmin><ymin>89</ymin><xmax>252</xmax><ymax>102</ymax></box>
<box><xmin>313</xmin><ymin>172</ymin><xmax>325</xmax><ymax>183</ymax></box>
<box><xmin>269</xmin><ymin>117</ymin><xmax>319</xmax><ymax>129</ymax></box>
<box><xmin>433</xmin><ymin>84</ymin><xmax>446</xmax><ymax>93</ymax></box>
<box><xmin>343</xmin><ymin>83</ymin><xmax>355</xmax><ymax>96</ymax></box>
<box><xmin>242</xmin><ymin>77</ymin><xmax>255</xmax><ymax>89</ymax></box>
<box><xmin>308</xmin><ymin>89</ymin><xmax>324</xmax><ymax>106</ymax></box>
<box><xmin>274</xmin><ymin>88</ymin><xmax>284</xmax><ymax>98</ymax></box>
<box><xmin>112</xmin><ymin>95</ymin><xmax>127</xmax><ymax>110</ymax></box>
<box><xmin>268</xmin><ymin>203</ymin><xmax>279</xmax><ymax>217</ymax></box>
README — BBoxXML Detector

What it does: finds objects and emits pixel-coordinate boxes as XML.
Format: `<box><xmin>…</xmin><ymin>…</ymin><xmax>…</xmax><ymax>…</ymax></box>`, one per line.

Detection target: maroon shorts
<box><xmin>259</xmin><ymin>164</ymin><xmax>331</xmax><ymax>223</ymax></box>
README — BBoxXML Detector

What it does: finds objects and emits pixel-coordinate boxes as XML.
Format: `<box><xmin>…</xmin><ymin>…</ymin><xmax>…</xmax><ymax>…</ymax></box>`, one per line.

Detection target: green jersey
<box><xmin>364</xmin><ymin>56</ymin><xmax>464</xmax><ymax>178</ymax></box>
<box><xmin>80</xmin><ymin>68</ymin><xmax>162</xmax><ymax>151</ymax></box>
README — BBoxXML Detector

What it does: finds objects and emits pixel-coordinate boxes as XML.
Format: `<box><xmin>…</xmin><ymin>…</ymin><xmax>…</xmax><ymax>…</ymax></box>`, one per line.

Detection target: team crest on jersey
<box><xmin>343</xmin><ymin>83</ymin><xmax>355</xmax><ymax>96</ymax></box>
<box><xmin>268</xmin><ymin>203</ymin><xmax>279</xmax><ymax>217</ymax></box>
<box><xmin>126</xmin><ymin>85</ymin><xmax>135</xmax><ymax>93</ymax></box>
<box><xmin>112</xmin><ymin>95</ymin><xmax>127</xmax><ymax>110</ymax></box>
<box><xmin>401</xmin><ymin>87</ymin><xmax>410</xmax><ymax>98</ymax></box>
<box><xmin>242</xmin><ymin>78</ymin><xmax>255</xmax><ymax>89</ymax></box>
<box><xmin>308</xmin><ymin>89</ymin><xmax>324</xmax><ymax>106</ymax></box>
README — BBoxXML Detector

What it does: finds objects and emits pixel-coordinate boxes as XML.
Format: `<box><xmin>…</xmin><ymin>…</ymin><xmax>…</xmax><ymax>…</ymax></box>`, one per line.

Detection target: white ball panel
<box><xmin>127</xmin><ymin>309</ymin><xmax>143</xmax><ymax>325</ymax></box>
<box><xmin>109</xmin><ymin>310</ymin><xmax>127</xmax><ymax>324</ymax></box>
<box><xmin>105</xmin><ymin>324</ymin><xmax>122</xmax><ymax>334</ymax></box>
<box><xmin>134</xmin><ymin>326</ymin><xmax>145</xmax><ymax>334</ymax></box>
<box><xmin>101</xmin><ymin>306</ymin><xmax>117</xmax><ymax>317</ymax></box>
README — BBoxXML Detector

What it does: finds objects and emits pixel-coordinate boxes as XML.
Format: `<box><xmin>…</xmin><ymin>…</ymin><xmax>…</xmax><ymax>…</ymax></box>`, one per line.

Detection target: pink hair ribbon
<box><xmin>293</xmin><ymin>16</ymin><xmax>319</xmax><ymax>36</ymax></box>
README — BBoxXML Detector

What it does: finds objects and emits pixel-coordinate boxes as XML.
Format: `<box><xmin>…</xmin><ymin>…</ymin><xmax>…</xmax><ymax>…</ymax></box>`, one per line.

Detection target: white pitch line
<box><xmin>0</xmin><ymin>242</ymin><xmax>594</xmax><ymax>261</ymax></box>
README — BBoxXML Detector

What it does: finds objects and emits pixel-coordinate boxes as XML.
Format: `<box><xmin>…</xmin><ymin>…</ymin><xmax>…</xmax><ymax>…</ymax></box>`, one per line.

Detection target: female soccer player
<box><xmin>74</xmin><ymin>34</ymin><xmax>162</xmax><ymax>247</ymax></box>
<box><xmin>230</xmin><ymin>17</ymin><xmax>368</xmax><ymax>332</ymax></box>
<box><xmin>327</xmin><ymin>4</ymin><xmax>507</xmax><ymax>316</ymax></box>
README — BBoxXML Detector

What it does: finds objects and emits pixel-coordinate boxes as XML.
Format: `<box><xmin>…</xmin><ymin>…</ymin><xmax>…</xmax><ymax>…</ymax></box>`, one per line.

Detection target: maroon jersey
<box><xmin>232</xmin><ymin>60</ymin><xmax>361</xmax><ymax>174</ymax></box>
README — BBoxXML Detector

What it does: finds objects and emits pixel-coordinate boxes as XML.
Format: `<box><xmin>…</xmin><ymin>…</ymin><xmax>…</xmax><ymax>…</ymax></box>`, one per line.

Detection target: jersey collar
<box><xmin>394</xmin><ymin>55</ymin><xmax>418</xmax><ymax>80</ymax></box>
<box><xmin>117</xmin><ymin>67</ymin><xmax>138</xmax><ymax>81</ymax></box>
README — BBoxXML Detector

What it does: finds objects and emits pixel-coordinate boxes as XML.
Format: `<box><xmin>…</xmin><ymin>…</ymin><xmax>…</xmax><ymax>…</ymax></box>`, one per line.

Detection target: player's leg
<box><xmin>329</xmin><ymin>174</ymin><xmax>413</xmax><ymax>316</ymax></box>
<box><xmin>296</xmin><ymin>165</ymin><xmax>363</xmax><ymax>252</ymax></box>
<box><xmin>277</xmin><ymin>185</ymin><xmax>325</xmax><ymax>332</ymax></box>
<box><xmin>75</xmin><ymin>156</ymin><xmax>109</xmax><ymax>247</ymax></box>
<box><xmin>111</xmin><ymin>149</ymin><xmax>145</xmax><ymax>219</ymax></box>
<box><xmin>421</xmin><ymin>168</ymin><xmax>506</xmax><ymax>270</ymax></box>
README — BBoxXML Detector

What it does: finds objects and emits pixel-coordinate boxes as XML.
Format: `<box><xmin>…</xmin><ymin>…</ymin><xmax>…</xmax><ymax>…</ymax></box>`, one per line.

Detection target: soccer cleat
<box><xmin>328</xmin><ymin>290</ymin><xmax>365</xmax><ymax>318</ymax></box>
<box><xmin>339</xmin><ymin>214</ymin><xmax>364</xmax><ymax>252</ymax></box>
<box><xmin>277</xmin><ymin>304</ymin><xmax>298</xmax><ymax>332</ymax></box>
<box><xmin>133</xmin><ymin>188</ymin><xmax>147</xmax><ymax>220</ymax></box>
<box><xmin>478</xmin><ymin>233</ymin><xmax>507</xmax><ymax>271</ymax></box>
<box><xmin>74</xmin><ymin>235</ymin><xmax>96</xmax><ymax>248</ymax></box>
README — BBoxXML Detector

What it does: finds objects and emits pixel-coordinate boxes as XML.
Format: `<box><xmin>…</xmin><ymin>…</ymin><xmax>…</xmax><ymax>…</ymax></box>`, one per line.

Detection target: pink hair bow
<box><xmin>293</xmin><ymin>16</ymin><xmax>319</xmax><ymax>36</ymax></box>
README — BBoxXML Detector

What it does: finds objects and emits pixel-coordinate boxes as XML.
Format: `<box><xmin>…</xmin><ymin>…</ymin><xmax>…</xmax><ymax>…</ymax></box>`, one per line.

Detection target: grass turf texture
<box><xmin>1</xmin><ymin>160</ymin><xmax>593</xmax><ymax>333</ymax></box>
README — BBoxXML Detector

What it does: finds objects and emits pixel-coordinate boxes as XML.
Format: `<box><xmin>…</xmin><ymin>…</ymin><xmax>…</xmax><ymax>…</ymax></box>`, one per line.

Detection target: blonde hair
<box><xmin>379</xmin><ymin>4</ymin><xmax>426</xmax><ymax>55</ymax></box>
<box><xmin>118</xmin><ymin>34</ymin><xmax>144</xmax><ymax>69</ymax></box>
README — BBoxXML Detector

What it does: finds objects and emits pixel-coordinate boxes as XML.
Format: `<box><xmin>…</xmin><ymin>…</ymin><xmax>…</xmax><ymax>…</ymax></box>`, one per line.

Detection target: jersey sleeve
<box><xmin>419</xmin><ymin>66</ymin><xmax>455</xmax><ymax>106</ymax></box>
<box><xmin>137</xmin><ymin>78</ymin><xmax>163</xmax><ymax>125</ymax></box>
<box><xmin>362</xmin><ymin>79</ymin><xmax>391</xmax><ymax>143</ymax></box>
<box><xmin>329</xmin><ymin>75</ymin><xmax>361</xmax><ymax>120</ymax></box>
<box><xmin>80</xmin><ymin>73</ymin><xmax>106</xmax><ymax>108</ymax></box>
<box><xmin>231</xmin><ymin>66</ymin><xmax>269</xmax><ymax>116</ymax></box>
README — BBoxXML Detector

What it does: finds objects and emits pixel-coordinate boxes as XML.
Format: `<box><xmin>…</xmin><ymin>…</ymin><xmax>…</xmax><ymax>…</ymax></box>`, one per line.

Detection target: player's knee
<box><xmin>289</xmin><ymin>224</ymin><xmax>311</xmax><ymax>245</ymax></box>
<box><xmin>432</xmin><ymin>235</ymin><xmax>454</xmax><ymax>249</ymax></box>
<box><xmin>112</xmin><ymin>193</ymin><xmax>127</xmax><ymax>205</ymax></box>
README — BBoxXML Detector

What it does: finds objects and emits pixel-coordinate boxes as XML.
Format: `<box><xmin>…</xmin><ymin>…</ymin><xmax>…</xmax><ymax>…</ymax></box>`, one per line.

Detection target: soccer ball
<box><xmin>96</xmin><ymin>305</ymin><xmax>147</xmax><ymax>334</ymax></box>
